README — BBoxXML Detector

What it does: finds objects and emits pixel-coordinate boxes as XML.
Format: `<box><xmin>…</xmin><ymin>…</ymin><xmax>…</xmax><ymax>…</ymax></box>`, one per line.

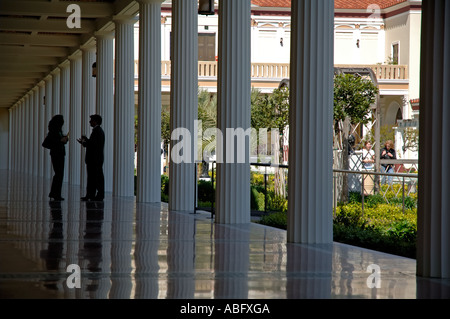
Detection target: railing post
<box><xmin>264</xmin><ymin>166</ymin><xmax>267</xmax><ymax>213</ymax></box>
<box><xmin>402</xmin><ymin>176</ymin><xmax>405</xmax><ymax>215</ymax></box>
<box><xmin>361</xmin><ymin>171</ymin><xmax>365</xmax><ymax>218</ymax></box>
<box><xmin>211</xmin><ymin>161</ymin><xmax>215</xmax><ymax>218</ymax></box>
<box><xmin>333</xmin><ymin>172</ymin><xmax>337</xmax><ymax>219</ymax></box>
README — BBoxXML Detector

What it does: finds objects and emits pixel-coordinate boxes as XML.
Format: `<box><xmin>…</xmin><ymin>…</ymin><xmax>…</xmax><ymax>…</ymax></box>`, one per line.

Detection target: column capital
<box><xmin>113</xmin><ymin>14</ymin><xmax>138</xmax><ymax>25</ymax></box>
<box><xmin>51</xmin><ymin>67</ymin><xmax>61</xmax><ymax>75</ymax></box>
<box><xmin>68</xmin><ymin>51</ymin><xmax>82</xmax><ymax>62</ymax></box>
<box><xmin>137</xmin><ymin>0</ymin><xmax>164</xmax><ymax>5</ymax></box>
<box><xmin>95</xmin><ymin>30</ymin><xmax>115</xmax><ymax>40</ymax></box>
<box><xmin>59</xmin><ymin>59</ymin><xmax>70</xmax><ymax>70</ymax></box>
<box><xmin>80</xmin><ymin>42</ymin><xmax>97</xmax><ymax>52</ymax></box>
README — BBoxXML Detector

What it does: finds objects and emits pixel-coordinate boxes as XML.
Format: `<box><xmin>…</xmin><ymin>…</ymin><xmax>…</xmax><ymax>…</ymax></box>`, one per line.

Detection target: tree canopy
<box><xmin>333</xmin><ymin>73</ymin><xmax>379</xmax><ymax>126</ymax></box>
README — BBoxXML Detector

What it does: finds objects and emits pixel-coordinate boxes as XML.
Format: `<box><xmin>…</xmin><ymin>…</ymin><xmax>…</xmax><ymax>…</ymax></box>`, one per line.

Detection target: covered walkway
<box><xmin>1</xmin><ymin>169</ymin><xmax>449</xmax><ymax>299</ymax></box>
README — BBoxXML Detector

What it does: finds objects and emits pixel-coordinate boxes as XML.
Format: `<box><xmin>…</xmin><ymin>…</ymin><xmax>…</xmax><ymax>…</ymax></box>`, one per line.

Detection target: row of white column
<box><xmin>7</xmin><ymin>0</ymin><xmax>450</xmax><ymax>279</ymax></box>
<box><xmin>8</xmin><ymin>0</ymin><xmax>334</xmax><ymax>240</ymax></box>
<box><xmin>8</xmin><ymin>1</ymin><xmax>161</xmax><ymax>198</ymax></box>
<box><xmin>9</xmin><ymin>48</ymin><xmax>95</xmax><ymax>191</ymax></box>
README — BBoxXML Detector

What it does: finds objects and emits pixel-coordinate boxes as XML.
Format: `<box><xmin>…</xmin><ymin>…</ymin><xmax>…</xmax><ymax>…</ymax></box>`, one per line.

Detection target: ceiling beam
<box><xmin>0</xmin><ymin>33</ymin><xmax>80</xmax><ymax>47</ymax></box>
<box><xmin>0</xmin><ymin>63</ymin><xmax>53</xmax><ymax>72</ymax></box>
<box><xmin>0</xmin><ymin>45</ymin><xmax>69</xmax><ymax>57</ymax></box>
<box><xmin>0</xmin><ymin>1</ymin><xmax>114</xmax><ymax>18</ymax></box>
<box><xmin>0</xmin><ymin>56</ymin><xmax>59</xmax><ymax>65</ymax></box>
<box><xmin>0</xmin><ymin>17</ymin><xmax>96</xmax><ymax>34</ymax></box>
<box><xmin>0</xmin><ymin>71</ymin><xmax>44</xmax><ymax>78</ymax></box>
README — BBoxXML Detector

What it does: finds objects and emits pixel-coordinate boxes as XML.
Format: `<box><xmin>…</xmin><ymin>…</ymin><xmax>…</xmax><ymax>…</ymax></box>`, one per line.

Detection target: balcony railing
<box><xmin>335</xmin><ymin>64</ymin><xmax>408</xmax><ymax>80</ymax></box>
<box><xmin>136</xmin><ymin>61</ymin><xmax>408</xmax><ymax>81</ymax></box>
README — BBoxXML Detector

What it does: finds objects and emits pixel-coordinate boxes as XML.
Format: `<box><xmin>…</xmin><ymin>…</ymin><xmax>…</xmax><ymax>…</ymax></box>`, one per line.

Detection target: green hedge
<box><xmin>258</xmin><ymin>200</ymin><xmax>417</xmax><ymax>259</ymax></box>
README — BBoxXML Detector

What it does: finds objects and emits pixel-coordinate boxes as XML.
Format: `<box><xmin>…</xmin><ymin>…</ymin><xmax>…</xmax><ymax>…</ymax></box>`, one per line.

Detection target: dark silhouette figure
<box><xmin>78</xmin><ymin>114</ymin><xmax>105</xmax><ymax>201</ymax></box>
<box><xmin>44</xmin><ymin>115</ymin><xmax>69</xmax><ymax>201</ymax></box>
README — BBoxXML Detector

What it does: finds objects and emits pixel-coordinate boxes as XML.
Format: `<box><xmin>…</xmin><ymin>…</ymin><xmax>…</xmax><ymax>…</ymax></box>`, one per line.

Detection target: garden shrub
<box><xmin>259</xmin><ymin>211</ymin><xmax>287</xmax><ymax>230</ymax></box>
<box><xmin>251</xmin><ymin>186</ymin><xmax>265</xmax><ymax>211</ymax></box>
<box><xmin>267</xmin><ymin>193</ymin><xmax>288</xmax><ymax>213</ymax></box>
<box><xmin>198</xmin><ymin>180</ymin><xmax>214</xmax><ymax>203</ymax></box>
<box><xmin>258</xmin><ymin>199</ymin><xmax>417</xmax><ymax>258</ymax></box>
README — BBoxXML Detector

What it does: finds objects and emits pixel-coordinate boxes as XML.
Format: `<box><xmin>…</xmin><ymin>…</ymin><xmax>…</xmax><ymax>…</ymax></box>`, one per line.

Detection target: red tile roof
<box><xmin>334</xmin><ymin>0</ymin><xmax>407</xmax><ymax>9</ymax></box>
<box><xmin>251</xmin><ymin>0</ymin><xmax>409</xmax><ymax>9</ymax></box>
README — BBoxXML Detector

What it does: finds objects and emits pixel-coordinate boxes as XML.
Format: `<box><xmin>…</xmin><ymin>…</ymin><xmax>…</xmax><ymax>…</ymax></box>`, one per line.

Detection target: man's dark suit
<box><xmin>82</xmin><ymin>125</ymin><xmax>105</xmax><ymax>200</ymax></box>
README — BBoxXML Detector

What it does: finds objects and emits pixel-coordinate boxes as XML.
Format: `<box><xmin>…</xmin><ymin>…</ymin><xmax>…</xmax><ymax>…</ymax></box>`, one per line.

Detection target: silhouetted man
<box><xmin>78</xmin><ymin>114</ymin><xmax>105</xmax><ymax>201</ymax></box>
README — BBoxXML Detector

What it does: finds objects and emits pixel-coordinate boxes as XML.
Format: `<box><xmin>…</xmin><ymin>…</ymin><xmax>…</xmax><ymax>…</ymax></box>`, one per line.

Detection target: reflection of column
<box><xmin>417</xmin><ymin>278</ymin><xmax>450</xmax><ymax>299</ymax></box>
<box><xmin>215</xmin><ymin>0</ymin><xmax>251</xmax><ymax>224</ymax></box>
<box><xmin>95</xmin><ymin>31</ymin><xmax>114</xmax><ymax>193</ymax></box>
<box><xmin>98</xmin><ymin>200</ymin><xmax>112</xmax><ymax>298</ymax></box>
<box><xmin>214</xmin><ymin>224</ymin><xmax>250</xmax><ymax>299</ymax></box>
<box><xmin>113</xmin><ymin>16</ymin><xmax>136</xmax><ymax>197</ymax></box>
<box><xmin>64</xmin><ymin>188</ymin><xmax>80</xmax><ymax>299</ymax></box>
<box><xmin>286</xmin><ymin>244</ymin><xmax>332</xmax><ymax>299</ymax></box>
<box><xmin>287</xmin><ymin>0</ymin><xmax>334</xmax><ymax>243</ymax></box>
<box><xmin>167</xmin><ymin>212</ymin><xmax>195</xmax><ymax>299</ymax></box>
<box><xmin>134</xmin><ymin>203</ymin><xmax>161</xmax><ymax>298</ymax></box>
<box><xmin>168</xmin><ymin>0</ymin><xmax>198</xmax><ymax>211</ymax></box>
<box><xmin>80</xmin><ymin>201</ymin><xmax>105</xmax><ymax>298</ymax></box>
<box><xmin>69</xmin><ymin>53</ymin><xmax>82</xmax><ymax>186</ymax></box>
<box><xmin>39</xmin><ymin>201</ymin><xmax>64</xmax><ymax>291</ymax></box>
<box><xmin>110</xmin><ymin>198</ymin><xmax>134</xmax><ymax>298</ymax></box>
<box><xmin>417</xmin><ymin>0</ymin><xmax>450</xmax><ymax>279</ymax></box>
<box><xmin>136</xmin><ymin>0</ymin><xmax>164</xmax><ymax>203</ymax></box>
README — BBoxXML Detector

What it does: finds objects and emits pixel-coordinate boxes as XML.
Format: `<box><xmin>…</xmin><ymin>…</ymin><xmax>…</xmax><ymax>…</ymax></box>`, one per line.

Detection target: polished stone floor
<box><xmin>0</xmin><ymin>169</ymin><xmax>449</xmax><ymax>300</ymax></box>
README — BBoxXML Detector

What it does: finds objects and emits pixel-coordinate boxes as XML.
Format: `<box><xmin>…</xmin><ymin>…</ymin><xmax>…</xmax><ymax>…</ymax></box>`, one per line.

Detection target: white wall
<box><xmin>408</xmin><ymin>11</ymin><xmax>422</xmax><ymax>101</ymax></box>
<box><xmin>385</xmin><ymin>13</ymin><xmax>410</xmax><ymax>65</ymax></box>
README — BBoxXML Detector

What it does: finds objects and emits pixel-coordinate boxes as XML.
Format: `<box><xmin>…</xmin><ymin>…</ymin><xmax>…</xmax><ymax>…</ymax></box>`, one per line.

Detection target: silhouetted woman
<box><xmin>46</xmin><ymin>115</ymin><xmax>69</xmax><ymax>201</ymax></box>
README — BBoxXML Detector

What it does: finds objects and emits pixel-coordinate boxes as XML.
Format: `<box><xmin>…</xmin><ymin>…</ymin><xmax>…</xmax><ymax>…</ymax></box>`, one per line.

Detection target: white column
<box><xmin>287</xmin><ymin>0</ymin><xmax>334</xmax><ymax>244</ymax></box>
<box><xmin>38</xmin><ymin>82</ymin><xmax>45</xmax><ymax>177</ymax></box>
<box><xmin>52</xmin><ymin>68</ymin><xmax>61</xmax><ymax>115</ymax></box>
<box><xmin>136</xmin><ymin>0</ymin><xmax>164</xmax><ymax>203</ymax></box>
<box><xmin>60</xmin><ymin>61</ymin><xmax>71</xmax><ymax>182</ymax></box>
<box><xmin>8</xmin><ymin>107</ymin><xmax>13</xmax><ymax>171</ymax></box>
<box><xmin>81</xmin><ymin>44</ymin><xmax>97</xmax><ymax>191</ymax></box>
<box><xmin>168</xmin><ymin>0</ymin><xmax>198</xmax><ymax>211</ymax></box>
<box><xmin>44</xmin><ymin>75</ymin><xmax>53</xmax><ymax>179</ymax></box>
<box><xmin>12</xmin><ymin>105</ymin><xmax>16</xmax><ymax>171</ymax></box>
<box><xmin>113</xmin><ymin>16</ymin><xmax>136</xmax><ymax>197</ymax></box>
<box><xmin>417</xmin><ymin>0</ymin><xmax>450</xmax><ymax>279</ymax></box>
<box><xmin>20</xmin><ymin>99</ymin><xmax>26</xmax><ymax>173</ymax></box>
<box><xmin>24</xmin><ymin>92</ymin><xmax>32</xmax><ymax>174</ymax></box>
<box><xmin>16</xmin><ymin>102</ymin><xmax>22</xmax><ymax>172</ymax></box>
<box><xmin>95</xmin><ymin>31</ymin><xmax>115</xmax><ymax>194</ymax></box>
<box><xmin>68</xmin><ymin>53</ymin><xmax>82</xmax><ymax>186</ymax></box>
<box><xmin>33</xmin><ymin>87</ymin><xmax>40</xmax><ymax>176</ymax></box>
<box><xmin>215</xmin><ymin>0</ymin><xmax>251</xmax><ymax>224</ymax></box>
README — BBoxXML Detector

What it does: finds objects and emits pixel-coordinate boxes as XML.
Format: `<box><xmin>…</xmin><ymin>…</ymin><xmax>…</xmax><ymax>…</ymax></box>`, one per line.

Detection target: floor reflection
<box><xmin>2</xmin><ymin>170</ymin><xmax>450</xmax><ymax>299</ymax></box>
<box><xmin>40</xmin><ymin>201</ymin><xmax>64</xmax><ymax>291</ymax></box>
